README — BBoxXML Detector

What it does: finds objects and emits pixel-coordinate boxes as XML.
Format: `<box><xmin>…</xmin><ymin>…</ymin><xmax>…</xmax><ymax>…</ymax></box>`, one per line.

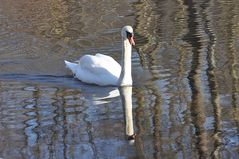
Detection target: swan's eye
<box><xmin>126</xmin><ymin>31</ymin><xmax>133</xmax><ymax>38</ymax></box>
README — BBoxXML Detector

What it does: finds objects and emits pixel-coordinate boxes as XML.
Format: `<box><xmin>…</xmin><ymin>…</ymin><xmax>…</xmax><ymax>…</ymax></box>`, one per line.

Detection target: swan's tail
<box><xmin>64</xmin><ymin>60</ymin><xmax>78</xmax><ymax>74</ymax></box>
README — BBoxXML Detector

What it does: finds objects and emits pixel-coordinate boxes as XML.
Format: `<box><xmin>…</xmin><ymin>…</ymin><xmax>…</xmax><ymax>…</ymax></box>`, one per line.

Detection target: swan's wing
<box><xmin>79</xmin><ymin>54</ymin><xmax>121</xmax><ymax>77</ymax></box>
<box><xmin>95</xmin><ymin>53</ymin><xmax>116</xmax><ymax>62</ymax></box>
<box><xmin>73</xmin><ymin>54</ymin><xmax>121</xmax><ymax>85</ymax></box>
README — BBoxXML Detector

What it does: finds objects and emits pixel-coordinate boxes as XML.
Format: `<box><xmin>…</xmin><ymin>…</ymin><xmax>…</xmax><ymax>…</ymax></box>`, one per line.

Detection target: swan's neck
<box><xmin>118</xmin><ymin>38</ymin><xmax>132</xmax><ymax>86</ymax></box>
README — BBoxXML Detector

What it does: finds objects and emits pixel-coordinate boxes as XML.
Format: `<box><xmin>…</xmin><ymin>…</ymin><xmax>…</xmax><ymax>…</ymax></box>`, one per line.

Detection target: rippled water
<box><xmin>0</xmin><ymin>0</ymin><xmax>238</xmax><ymax>159</ymax></box>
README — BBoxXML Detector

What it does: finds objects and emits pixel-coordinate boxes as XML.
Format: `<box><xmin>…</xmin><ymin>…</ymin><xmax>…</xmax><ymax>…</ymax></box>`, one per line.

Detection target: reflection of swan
<box><xmin>92</xmin><ymin>88</ymin><xmax>120</xmax><ymax>105</ymax></box>
<box><xmin>119</xmin><ymin>86</ymin><xmax>136</xmax><ymax>143</ymax></box>
<box><xmin>65</xmin><ymin>26</ymin><xmax>135</xmax><ymax>86</ymax></box>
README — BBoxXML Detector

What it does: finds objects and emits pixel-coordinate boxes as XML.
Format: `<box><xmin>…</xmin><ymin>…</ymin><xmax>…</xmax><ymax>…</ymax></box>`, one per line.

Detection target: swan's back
<box><xmin>65</xmin><ymin>54</ymin><xmax>121</xmax><ymax>86</ymax></box>
<box><xmin>80</xmin><ymin>54</ymin><xmax>120</xmax><ymax>76</ymax></box>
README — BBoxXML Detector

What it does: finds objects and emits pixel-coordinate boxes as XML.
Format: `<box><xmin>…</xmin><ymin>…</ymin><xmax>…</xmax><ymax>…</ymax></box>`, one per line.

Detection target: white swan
<box><xmin>64</xmin><ymin>26</ymin><xmax>135</xmax><ymax>86</ymax></box>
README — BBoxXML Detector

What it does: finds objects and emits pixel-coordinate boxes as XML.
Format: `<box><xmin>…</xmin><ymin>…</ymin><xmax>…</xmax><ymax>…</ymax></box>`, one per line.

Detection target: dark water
<box><xmin>0</xmin><ymin>0</ymin><xmax>238</xmax><ymax>158</ymax></box>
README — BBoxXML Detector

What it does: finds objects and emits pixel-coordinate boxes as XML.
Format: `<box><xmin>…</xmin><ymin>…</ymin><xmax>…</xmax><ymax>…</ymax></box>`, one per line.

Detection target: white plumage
<box><xmin>65</xmin><ymin>53</ymin><xmax>121</xmax><ymax>86</ymax></box>
<box><xmin>65</xmin><ymin>26</ymin><xmax>135</xmax><ymax>86</ymax></box>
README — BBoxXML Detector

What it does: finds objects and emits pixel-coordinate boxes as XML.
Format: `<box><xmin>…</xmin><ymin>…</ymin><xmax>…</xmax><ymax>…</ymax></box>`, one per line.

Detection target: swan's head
<box><xmin>121</xmin><ymin>26</ymin><xmax>135</xmax><ymax>46</ymax></box>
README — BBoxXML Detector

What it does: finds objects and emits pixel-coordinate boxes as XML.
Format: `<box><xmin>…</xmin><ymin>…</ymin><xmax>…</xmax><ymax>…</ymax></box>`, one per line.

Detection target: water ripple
<box><xmin>0</xmin><ymin>0</ymin><xmax>238</xmax><ymax>158</ymax></box>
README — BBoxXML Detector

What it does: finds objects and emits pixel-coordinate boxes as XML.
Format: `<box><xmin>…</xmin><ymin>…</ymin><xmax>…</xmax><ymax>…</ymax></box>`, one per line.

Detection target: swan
<box><xmin>64</xmin><ymin>25</ymin><xmax>135</xmax><ymax>86</ymax></box>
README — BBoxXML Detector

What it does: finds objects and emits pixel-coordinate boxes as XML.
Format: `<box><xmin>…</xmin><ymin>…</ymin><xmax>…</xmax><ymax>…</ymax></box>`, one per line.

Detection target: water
<box><xmin>0</xmin><ymin>0</ymin><xmax>238</xmax><ymax>158</ymax></box>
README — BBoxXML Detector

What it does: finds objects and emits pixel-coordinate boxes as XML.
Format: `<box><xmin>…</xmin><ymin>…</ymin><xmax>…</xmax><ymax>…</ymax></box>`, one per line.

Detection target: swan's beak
<box><xmin>128</xmin><ymin>36</ymin><xmax>135</xmax><ymax>46</ymax></box>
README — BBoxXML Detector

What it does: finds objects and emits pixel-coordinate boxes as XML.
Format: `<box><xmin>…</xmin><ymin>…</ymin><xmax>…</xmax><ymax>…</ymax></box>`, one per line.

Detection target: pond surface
<box><xmin>0</xmin><ymin>0</ymin><xmax>238</xmax><ymax>158</ymax></box>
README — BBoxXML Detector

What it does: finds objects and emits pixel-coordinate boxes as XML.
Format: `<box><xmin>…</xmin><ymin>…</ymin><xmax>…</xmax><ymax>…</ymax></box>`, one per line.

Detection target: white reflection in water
<box><xmin>119</xmin><ymin>86</ymin><xmax>135</xmax><ymax>144</ymax></box>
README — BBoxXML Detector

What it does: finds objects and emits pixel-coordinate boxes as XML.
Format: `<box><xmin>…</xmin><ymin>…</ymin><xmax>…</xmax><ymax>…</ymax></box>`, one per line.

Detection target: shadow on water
<box><xmin>132</xmin><ymin>0</ymin><xmax>238</xmax><ymax>158</ymax></box>
<box><xmin>0</xmin><ymin>78</ymin><xmax>142</xmax><ymax>159</ymax></box>
<box><xmin>183</xmin><ymin>0</ymin><xmax>208</xmax><ymax>158</ymax></box>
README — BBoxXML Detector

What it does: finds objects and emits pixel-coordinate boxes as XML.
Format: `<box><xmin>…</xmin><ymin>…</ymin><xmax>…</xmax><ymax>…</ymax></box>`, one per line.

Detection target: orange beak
<box><xmin>128</xmin><ymin>36</ymin><xmax>135</xmax><ymax>46</ymax></box>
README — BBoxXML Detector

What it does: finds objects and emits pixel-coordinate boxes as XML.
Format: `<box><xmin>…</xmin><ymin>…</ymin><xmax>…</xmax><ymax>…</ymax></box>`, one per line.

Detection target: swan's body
<box><xmin>65</xmin><ymin>26</ymin><xmax>135</xmax><ymax>86</ymax></box>
<box><xmin>65</xmin><ymin>53</ymin><xmax>121</xmax><ymax>86</ymax></box>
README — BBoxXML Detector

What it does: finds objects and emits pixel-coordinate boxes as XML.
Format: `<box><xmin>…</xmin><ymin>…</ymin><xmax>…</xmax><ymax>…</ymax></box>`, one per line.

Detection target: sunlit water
<box><xmin>0</xmin><ymin>0</ymin><xmax>238</xmax><ymax>159</ymax></box>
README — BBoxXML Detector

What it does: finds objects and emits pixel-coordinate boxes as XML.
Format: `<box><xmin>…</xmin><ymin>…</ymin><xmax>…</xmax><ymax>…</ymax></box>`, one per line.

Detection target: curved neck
<box><xmin>118</xmin><ymin>38</ymin><xmax>132</xmax><ymax>86</ymax></box>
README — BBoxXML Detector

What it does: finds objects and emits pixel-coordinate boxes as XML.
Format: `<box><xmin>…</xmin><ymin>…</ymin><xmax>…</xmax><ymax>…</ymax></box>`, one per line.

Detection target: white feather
<box><xmin>64</xmin><ymin>26</ymin><xmax>134</xmax><ymax>86</ymax></box>
<box><xmin>65</xmin><ymin>54</ymin><xmax>121</xmax><ymax>86</ymax></box>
